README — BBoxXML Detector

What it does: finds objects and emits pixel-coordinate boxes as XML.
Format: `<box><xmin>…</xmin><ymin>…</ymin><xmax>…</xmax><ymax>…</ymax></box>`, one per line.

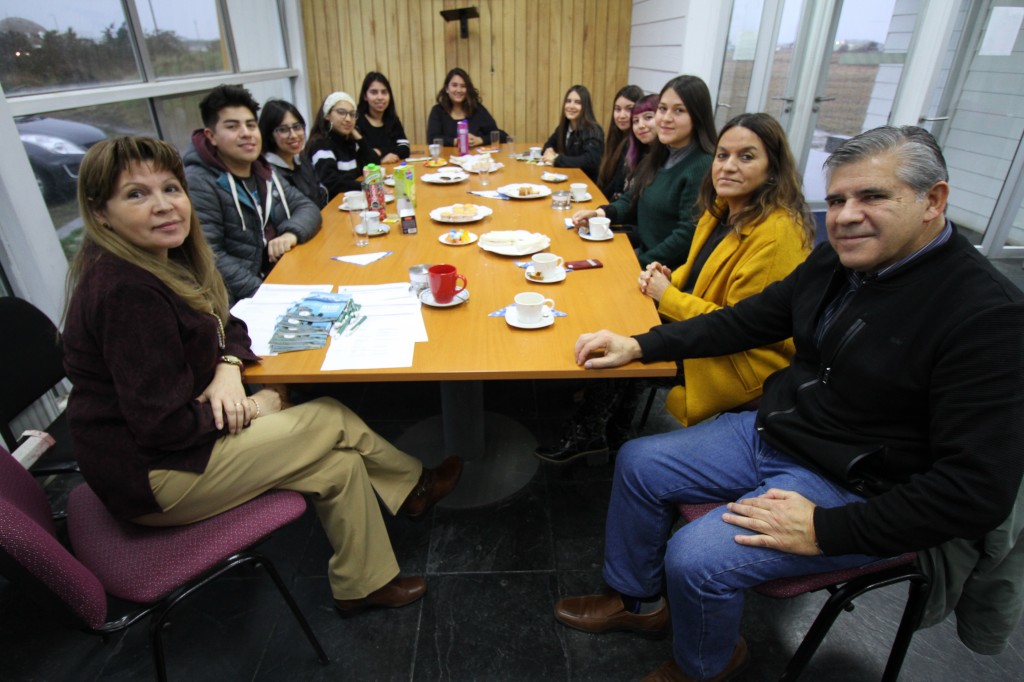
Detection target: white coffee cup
<box><xmin>570</xmin><ymin>183</ymin><xmax>588</xmax><ymax>201</ymax></box>
<box><xmin>529</xmin><ymin>146</ymin><xmax>542</xmax><ymax>159</ymax></box>
<box><xmin>531</xmin><ymin>252</ymin><xmax>564</xmax><ymax>277</ymax></box>
<box><xmin>514</xmin><ymin>292</ymin><xmax>555</xmax><ymax>324</ymax></box>
<box><xmin>588</xmin><ymin>216</ymin><xmax>612</xmax><ymax>239</ymax></box>
<box><xmin>344</xmin><ymin>190</ymin><xmax>367</xmax><ymax>210</ymax></box>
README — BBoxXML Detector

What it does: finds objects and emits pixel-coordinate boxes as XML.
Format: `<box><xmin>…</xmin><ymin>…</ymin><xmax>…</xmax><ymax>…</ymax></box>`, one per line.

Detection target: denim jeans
<box><xmin>603</xmin><ymin>411</ymin><xmax>885</xmax><ymax>679</ymax></box>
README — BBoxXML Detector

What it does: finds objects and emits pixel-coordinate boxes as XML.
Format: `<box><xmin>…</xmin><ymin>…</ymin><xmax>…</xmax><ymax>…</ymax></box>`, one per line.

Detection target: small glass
<box><xmin>490</xmin><ymin>130</ymin><xmax>501</xmax><ymax>151</ymax></box>
<box><xmin>350</xmin><ymin>210</ymin><xmax>369</xmax><ymax>247</ymax></box>
<box><xmin>478</xmin><ymin>159</ymin><xmax>491</xmax><ymax>187</ymax></box>
<box><xmin>430</xmin><ymin>138</ymin><xmax>444</xmax><ymax>162</ymax></box>
<box><xmin>506</xmin><ymin>135</ymin><xmax>516</xmax><ymax>158</ymax></box>
<box><xmin>551</xmin><ymin>190</ymin><xmax>571</xmax><ymax>210</ymax></box>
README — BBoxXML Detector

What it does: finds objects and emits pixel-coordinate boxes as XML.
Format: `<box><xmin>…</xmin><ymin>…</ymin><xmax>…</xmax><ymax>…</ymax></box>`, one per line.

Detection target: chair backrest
<box><xmin>0</xmin><ymin>297</ymin><xmax>66</xmax><ymax>447</ymax></box>
<box><xmin>0</xmin><ymin>446</ymin><xmax>108</xmax><ymax>628</ymax></box>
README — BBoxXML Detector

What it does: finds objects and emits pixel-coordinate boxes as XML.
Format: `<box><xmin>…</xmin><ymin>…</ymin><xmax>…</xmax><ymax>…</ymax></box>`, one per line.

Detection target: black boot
<box><xmin>534</xmin><ymin>419</ymin><xmax>609</xmax><ymax>464</ymax></box>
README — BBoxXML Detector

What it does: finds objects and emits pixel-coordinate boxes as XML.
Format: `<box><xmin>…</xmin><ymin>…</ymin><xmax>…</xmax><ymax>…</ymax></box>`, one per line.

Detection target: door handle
<box><xmin>770</xmin><ymin>96</ymin><xmax>795</xmax><ymax>113</ymax></box>
<box><xmin>919</xmin><ymin>116</ymin><xmax>949</xmax><ymax>122</ymax></box>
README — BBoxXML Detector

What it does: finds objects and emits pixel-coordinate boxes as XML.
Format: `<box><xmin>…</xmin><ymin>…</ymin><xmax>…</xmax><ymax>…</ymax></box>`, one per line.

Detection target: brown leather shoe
<box><xmin>641</xmin><ymin>638</ymin><xmax>749</xmax><ymax>682</ymax></box>
<box><xmin>553</xmin><ymin>591</ymin><xmax>669</xmax><ymax>638</ymax></box>
<box><xmin>333</xmin><ymin>576</ymin><xmax>426</xmax><ymax>615</ymax></box>
<box><xmin>401</xmin><ymin>456</ymin><xmax>463</xmax><ymax>519</ymax></box>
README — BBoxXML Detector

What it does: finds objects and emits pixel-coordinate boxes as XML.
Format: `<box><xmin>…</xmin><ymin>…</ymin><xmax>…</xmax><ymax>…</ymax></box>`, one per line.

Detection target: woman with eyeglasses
<box><xmin>258</xmin><ymin>99</ymin><xmax>328</xmax><ymax>208</ymax></box>
<box><xmin>356</xmin><ymin>72</ymin><xmax>410</xmax><ymax>164</ymax></box>
<box><xmin>305</xmin><ymin>91</ymin><xmax>381</xmax><ymax>200</ymax></box>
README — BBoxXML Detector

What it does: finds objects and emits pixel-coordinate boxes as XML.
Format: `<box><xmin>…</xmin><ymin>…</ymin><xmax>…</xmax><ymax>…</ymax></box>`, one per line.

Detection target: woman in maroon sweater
<box><xmin>63</xmin><ymin>136</ymin><xmax>462</xmax><ymax>614</ymax></box>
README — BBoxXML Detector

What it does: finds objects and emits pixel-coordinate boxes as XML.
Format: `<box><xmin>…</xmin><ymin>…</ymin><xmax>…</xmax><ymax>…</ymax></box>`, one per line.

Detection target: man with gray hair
<box><xmin>552</xmin><ymin>126</ymin><xmax>1024</xmax><ymax>681</ymax></box>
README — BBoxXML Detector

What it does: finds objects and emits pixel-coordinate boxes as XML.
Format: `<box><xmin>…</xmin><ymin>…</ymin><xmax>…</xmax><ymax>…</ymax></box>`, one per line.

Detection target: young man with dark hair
<box><xmin>184</xmin><ymin>84</ymin><xmax>322</xmax><ymax>303</ymax></box>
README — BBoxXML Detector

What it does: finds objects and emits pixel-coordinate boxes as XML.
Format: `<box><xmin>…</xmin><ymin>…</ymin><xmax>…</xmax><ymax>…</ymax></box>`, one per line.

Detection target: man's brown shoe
<box><xmin>553</xmin><ymin>591</ymin><xmax>669</xmax><ymax>638</ymax></box>
<box><xmin>402</xmin><ymin>456</ymin><xmax>463</xmax><ymax>519</ymax></box>
<box><xmin>333</xmin><ymin>576</ymin><xmax>426</xmax><ymax>615</ymax></box>
<box><xmin>641</xmin><ymin>638</ymin><xmax>749</xmax><ymax>681</ymax></box>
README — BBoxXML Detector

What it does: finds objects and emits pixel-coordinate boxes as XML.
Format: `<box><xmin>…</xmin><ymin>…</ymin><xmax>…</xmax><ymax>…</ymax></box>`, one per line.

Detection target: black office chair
<box><xmin>0</xmin><ymin>297</ymin><xmax>78</xmax><ymax>476</ymax></box>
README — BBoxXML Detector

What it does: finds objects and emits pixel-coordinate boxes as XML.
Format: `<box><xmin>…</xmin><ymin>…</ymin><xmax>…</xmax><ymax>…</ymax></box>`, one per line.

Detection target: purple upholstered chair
<box><xmin>0</xmin><ymin>446</ymin><xmax>328</xmax><ymax>681</ymax></box>
<box><xmin>678</xmin><ymin>502</ymin><xmax>929</xmax><ymax>682</ymax></box>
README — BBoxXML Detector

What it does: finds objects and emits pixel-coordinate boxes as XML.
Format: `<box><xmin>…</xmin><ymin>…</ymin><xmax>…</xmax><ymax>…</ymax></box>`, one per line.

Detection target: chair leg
<box><xmin>777</xmin><ymin>583</ymin><xmax>854</xmax><ymax>681</ymax></box>
<box><xmin>637</xmin><ymin>387</ymin><xmax>658</xmax><ymax>430</ymax></box>
<box><xmin>255</xmin><ymin>553</ymin><xmax>330</xmax><ymax>665</ymax></box>
<box><xmin>880</xmin><ymin>577</ymin><xmax>930</xmax><ymax>682</ymax></box>
<box><xmin>150</xmin><ymin>620</ymin><xmax>169</xmax><ymax>682</ymax></box>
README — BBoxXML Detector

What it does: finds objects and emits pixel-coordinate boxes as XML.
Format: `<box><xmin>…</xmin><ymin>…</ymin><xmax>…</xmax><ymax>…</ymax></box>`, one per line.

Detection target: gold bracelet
<box><xmin>250</xmin><ymin>397</ymin><xmax>261</xmax><ymax>419</ymax></box>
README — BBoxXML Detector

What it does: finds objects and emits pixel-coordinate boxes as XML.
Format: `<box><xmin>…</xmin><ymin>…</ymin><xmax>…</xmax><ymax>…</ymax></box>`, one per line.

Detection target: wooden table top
<box><xmin>245</xmin><ymin>148</ymin><xmax>676</xmax><ymax>383</ymax></box>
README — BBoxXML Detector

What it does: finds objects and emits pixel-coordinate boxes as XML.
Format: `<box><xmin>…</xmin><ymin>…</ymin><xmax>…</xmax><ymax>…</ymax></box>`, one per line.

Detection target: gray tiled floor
<box><xmin>3</xmin><ymin>261</ymin><xmax>1024</xmax><ymax>681</ymax></box>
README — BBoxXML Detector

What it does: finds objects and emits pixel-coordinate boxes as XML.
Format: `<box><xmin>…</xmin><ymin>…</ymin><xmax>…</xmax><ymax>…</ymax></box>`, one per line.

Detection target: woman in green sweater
<box><xmin>572</xmin><ymin>75</ymin><xmax>716</xmax><ymax>269</ymax></box>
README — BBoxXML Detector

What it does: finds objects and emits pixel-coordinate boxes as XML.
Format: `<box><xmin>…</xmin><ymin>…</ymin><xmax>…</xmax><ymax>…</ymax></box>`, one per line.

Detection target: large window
<box><xmin>0</xmin><ymin>0</ymin><xmax>304</xmax><ymax>275</ymax></box>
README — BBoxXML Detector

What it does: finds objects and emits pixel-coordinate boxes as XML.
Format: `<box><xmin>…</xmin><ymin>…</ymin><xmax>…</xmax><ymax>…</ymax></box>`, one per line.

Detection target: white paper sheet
<box><xmin>320</xmin><ymin>282</ymin><xmax>426</xmax><ymax>370</ymax></box>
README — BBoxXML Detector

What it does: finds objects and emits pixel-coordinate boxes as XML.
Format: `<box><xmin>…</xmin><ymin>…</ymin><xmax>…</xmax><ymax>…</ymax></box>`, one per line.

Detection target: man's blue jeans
<box><xmin>603</xmin><ymin>411</ymin><xmax>885</xmax><ymax>679</ymax></box>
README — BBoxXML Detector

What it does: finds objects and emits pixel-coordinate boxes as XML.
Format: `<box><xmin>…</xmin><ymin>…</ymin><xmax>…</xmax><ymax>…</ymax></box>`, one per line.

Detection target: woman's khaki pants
<box><xmin>133</xmin><ymin>397</ymin><xmax>423</xmax><ymax>600</ymax></box>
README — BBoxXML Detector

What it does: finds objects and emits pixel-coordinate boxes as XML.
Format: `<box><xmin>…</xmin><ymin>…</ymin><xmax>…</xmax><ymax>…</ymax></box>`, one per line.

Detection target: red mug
<box><xmin>428</xmin><ymin>264</ymin><xmax>468</xmax><ymax>304</ymax></box>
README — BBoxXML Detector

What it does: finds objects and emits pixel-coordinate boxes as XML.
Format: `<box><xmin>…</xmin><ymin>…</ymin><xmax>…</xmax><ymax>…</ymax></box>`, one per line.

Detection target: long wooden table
<box><xmin>246</xmin><ymin>148</ymin><xmax>675</xmax><ymax>506</ymax></box>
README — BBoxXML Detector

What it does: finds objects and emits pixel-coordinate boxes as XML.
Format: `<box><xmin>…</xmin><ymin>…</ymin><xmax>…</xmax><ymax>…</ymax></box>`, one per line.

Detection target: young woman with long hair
<box><xmin>355</xmin><ymin>72</ymin><xmax>410</xmax><ymax>164</ymax></box>
<box><xmin>596</xmin><ymin>84</ymin><xmax>644</xmax><ymax>200</ymax></box>
<box><xmin>258</xmin><ymin>98</ymin><xmax>327</xmax><ymax>208</ymax></box>
<box><xmin>540</xmin><ymin>84</ymin><xmax>605</xmax><ymax>182</ymax></box>
<box><xmin>425</xmin><ymin>68</ymin><xmax>505</xmax><ymax>147</ymax></box>
<box><xmin>537</xmin><ymin>113</ymin><xmax>812</xmax><ymax>462</ymax></box>
<box><xmin>63</xmin><ymin>136</ymin><xmax>462</xmax><ymax>616</ymax></box>
<box><xmin>572</xmin><ymin>75</ymin><xmax>717</xmax><ymax>269</ymax></box>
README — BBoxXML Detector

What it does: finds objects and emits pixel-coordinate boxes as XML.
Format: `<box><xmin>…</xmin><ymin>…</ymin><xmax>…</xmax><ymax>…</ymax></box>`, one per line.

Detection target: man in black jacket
<box><xmin>554</xmin><ymin>126</ymin><xmax>1024</xmax><ymax>682</ymax></box>
<box><xmin>184</xmin><ymin>85</ymin><xmax>321</xmax><ymax>303</ymax></box>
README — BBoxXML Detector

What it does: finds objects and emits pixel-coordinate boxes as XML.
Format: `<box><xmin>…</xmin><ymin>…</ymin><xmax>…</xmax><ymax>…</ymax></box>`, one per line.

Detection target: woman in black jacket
<box><xmin>355</xmin><ymin>72</ymin><xmax>410</xmax><ymax>164</ymax></box>
<box><xmin>305</xmin><ymin>91</ymin><xmax>380</xmax><ymax>200</ymax></box>
<box><xmin>541</xmin><ymin>85</ymin><xmax>604</xmax><ymax>182</ymax></box>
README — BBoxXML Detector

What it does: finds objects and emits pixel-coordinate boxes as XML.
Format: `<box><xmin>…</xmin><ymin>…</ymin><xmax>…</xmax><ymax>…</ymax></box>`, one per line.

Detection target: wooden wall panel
<box><xmin>299</xmin><ymin>0</ymin><xmax>633</xmax><ymax>148</ymax></box>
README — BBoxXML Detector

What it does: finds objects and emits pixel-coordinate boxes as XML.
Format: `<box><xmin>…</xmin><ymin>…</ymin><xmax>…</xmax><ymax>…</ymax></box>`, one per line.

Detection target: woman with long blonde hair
<box><xmin>63</xmin><ymin>136</ymin><xmax>462</xmax><ymax>615</ymax></box>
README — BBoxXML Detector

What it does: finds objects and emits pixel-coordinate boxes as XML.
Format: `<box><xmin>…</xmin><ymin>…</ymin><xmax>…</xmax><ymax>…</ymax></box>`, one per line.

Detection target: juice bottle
<box><xmin>362</xmin><ymin>163</ymin><xmax>387</xmax><ymax>220</ymax></box>
<box><xmin>457</xmin><ymin>120</ymin><xmax>469</xmax><ymax>155</ymax></box>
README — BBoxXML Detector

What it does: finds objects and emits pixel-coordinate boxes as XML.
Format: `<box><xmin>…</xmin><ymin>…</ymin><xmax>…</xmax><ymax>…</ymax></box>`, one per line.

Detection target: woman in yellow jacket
<box><xmin>639</xmin><ymin>112</ymin><xmax>814</xmax><ymax>425</ymax></box>
<box><xmin>537</xmin><ymin>113</ymin><xmax>813</xmax><ymax>465</ymax></box>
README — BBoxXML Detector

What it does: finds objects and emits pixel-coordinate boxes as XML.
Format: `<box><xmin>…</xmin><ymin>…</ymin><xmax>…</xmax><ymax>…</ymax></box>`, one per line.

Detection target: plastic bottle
<box><xmin>457</xmin><ymin>119</ymin><xmax>469</xmax><ymax>155</ymax></box>
<box><xmin>362</xmin><ymin>163</ymin><xmax>387</xmax><ymax>220</ymax></box>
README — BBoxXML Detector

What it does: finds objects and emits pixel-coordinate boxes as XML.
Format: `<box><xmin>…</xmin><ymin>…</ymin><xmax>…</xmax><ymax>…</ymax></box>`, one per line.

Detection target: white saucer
<box><xmin>580</xmin><ymin>231</ymin><xmax>613</xmax><ymax>242</ymax></box>
<box><xmin>525</xmin><ymin>265</ymin><xmax>566</xmax><ymax>283</ymax></box>
<box><xmin>571</xmin><ymin>192</ymin><xmax>594</xmax><ymax>202</ymax></box>
<box><xmin>505</xmin><ymin>305</ymin><xmax>554</xmax><ymax>329</ymax></box>
<box><xmin>420</xmin><ymin>288</ymin><xmax>470</xmax><ymax>307</ymax></box>
<box><xmin>358</xmin><ymin>223</ymin><xmax>391</xmax><ymax>237</ymax></box>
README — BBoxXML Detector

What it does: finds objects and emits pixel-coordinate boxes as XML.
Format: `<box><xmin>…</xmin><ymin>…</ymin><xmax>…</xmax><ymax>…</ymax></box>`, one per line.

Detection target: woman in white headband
<box><xmin>305</xmin><ymin>91</ymin><xmax>381</xmax><ymax>199</ymax></box>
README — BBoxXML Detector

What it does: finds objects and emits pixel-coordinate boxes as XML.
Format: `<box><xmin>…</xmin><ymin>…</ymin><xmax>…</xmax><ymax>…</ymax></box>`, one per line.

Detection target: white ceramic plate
<box><xmin>439</xmin><ymin>231</ymin><xmax>478</xmax><ymax>246</ymax></box>
<box><xmin>339</xmin><ymin>194</ymin><xmax>395</xmax><ymax>211</ymax></box>
<box><xmin>541</xmin><ymin>172</ymin><xmax>568</xmax><ymax>183</ymax></box>
<box><xmin>525</xmin><ymin>265</ymin><xmax>566</xmax><ymax>283</ymax></box>
<box><xmin>478</xmin><ymin>231</ymin><xmax>551</xmax><ymax>256</ymax></box>
<box><xmin>505</xmin><ymin>305</ymin><xmax>554</xmax><ymax>329</ymax></box>
<box><xmin>571</xmin><ymin>192</ymin><xmax>594</xmax><ymax>202</ymax></box>
<box><xmin>384</xmin><ymin>175</ymin><xmax>395</xmax><ymax>187</ymax></box>
<box><xmin>422</xmin><ymin>171</ymin><xmax>470</xmax><ymax>184</ymax></box>
<box><xmin>497</xmin><ymin>183</ymin><xmax>552</xmax><ymax>199</ymax></box>
<box><xmin>580</xmin><ymin>231</ymin><xmax>613</xmax><ymax>242</ymax></box>
<box><xmin>420</xmin><ymin>288</ymin><xmax>470</xmax><ymax>307</ymax></box>
<box><xmin>429</xmin><ymin>205</ymin><xmax>494</xmax><ymax>223</ymax></box>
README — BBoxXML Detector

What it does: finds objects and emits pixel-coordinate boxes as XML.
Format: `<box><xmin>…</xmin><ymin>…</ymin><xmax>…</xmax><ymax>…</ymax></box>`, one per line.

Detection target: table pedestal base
<box><xmin>395</xmin><ymin>412</ymin><xmax>538</xmax><ymax>509</ymax></box>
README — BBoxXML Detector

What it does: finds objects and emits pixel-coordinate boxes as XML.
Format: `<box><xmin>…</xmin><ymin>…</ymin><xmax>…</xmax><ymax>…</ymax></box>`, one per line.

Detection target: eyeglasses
<box><xmin>331</xmin><ymin>109</ymin><xmax>358</xmax><ymax>120</ymax></box>
<box><xmin>274</xmin><ymin>122</ymin><xmax>304</xmax><ymax>136</ymax></box>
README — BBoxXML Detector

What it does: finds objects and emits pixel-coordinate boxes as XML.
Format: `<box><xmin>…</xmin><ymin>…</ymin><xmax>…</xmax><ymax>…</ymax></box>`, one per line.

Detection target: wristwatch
<box><xmin>220</xmin><ymin>354</ymin><xmax>244</xmax><ymax>370</ymax></box>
